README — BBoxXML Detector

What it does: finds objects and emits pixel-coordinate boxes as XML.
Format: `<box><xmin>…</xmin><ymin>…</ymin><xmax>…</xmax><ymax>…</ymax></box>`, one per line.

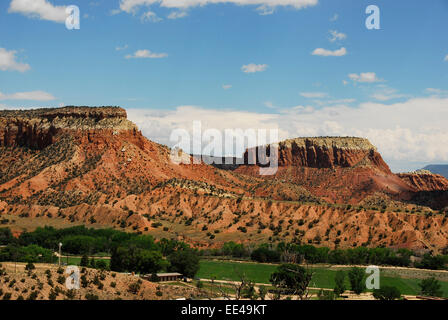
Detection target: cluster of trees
<box><xmin>253</xmin><ymin>243</ymin><xmax>415</xmax><ymax>266</ymax></box>
<box><xmin>1</xmin><ymin>226</ymin><xmax>190</xmax><ymax>256</ymax></box>
<box><xmin>110</xmin><ymin>245</ymin><xmax>200</xmax><ymax>277</ymax></box>
<box><xmin>0</xmin><ymin>244</ymin><xmax>54</xmax><ymax>263</ymax></box>
<box><xmin>0</xmin><ymin>227</ymin><xmax>201</xmax><ymax>278</ymax></box>
<box><xmin>199</xmin><ymin>241</ymin><xmax>250</xmax><ymax>258</ymax></box>
<box><xmin>201</xmin><ymin>241</ymin><xmax>448</xmax><ymax>270</ymax></box>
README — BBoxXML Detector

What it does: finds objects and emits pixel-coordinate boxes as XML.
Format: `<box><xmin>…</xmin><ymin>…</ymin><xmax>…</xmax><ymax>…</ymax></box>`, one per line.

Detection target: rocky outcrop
<box><xmin>398</xmin><ymin>170</ymin><xmax>448</xmax><ymax>192</ymax></box>
<box><xmin>0</xmin><ymin>106</ymin><xmax>136</xmax><ymax>149</ymax></box>
<box><xmin>244</xmin><ymin>137</ymin><xmax>391</xmax><ymax>172</ymax></box>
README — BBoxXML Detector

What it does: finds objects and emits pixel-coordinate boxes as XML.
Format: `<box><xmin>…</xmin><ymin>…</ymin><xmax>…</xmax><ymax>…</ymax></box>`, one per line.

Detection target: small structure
<box><xmin>144</xmin><ymin>272</ymin><xmax>183</xmax><ymax>282</ymax></box>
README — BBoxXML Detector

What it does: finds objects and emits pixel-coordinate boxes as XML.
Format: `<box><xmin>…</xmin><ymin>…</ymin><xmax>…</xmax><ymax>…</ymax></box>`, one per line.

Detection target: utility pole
<box><xmin>58</xmin><ymin>242</ymin><xmax>62</xmax><ymax>267</ymax></box>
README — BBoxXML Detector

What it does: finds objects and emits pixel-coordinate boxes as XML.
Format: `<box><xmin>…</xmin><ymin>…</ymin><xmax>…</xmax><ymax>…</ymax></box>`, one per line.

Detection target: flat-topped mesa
<box><xmin>244</xmin><ymin>136</ymin><xmax>391</xmax><ymax>172</ymax></box>
<box><xmin>0</xmin><ymin>106</ymin><xmax>138</xmax><ymax>149</ymax></box>
<box><xmin>397</xmin><ymin>170</ymin><xmax>448</xmax><ymax>192</ymax></box>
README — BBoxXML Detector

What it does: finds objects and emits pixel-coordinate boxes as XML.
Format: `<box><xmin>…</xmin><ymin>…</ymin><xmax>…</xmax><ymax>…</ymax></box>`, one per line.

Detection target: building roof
<box><xmin>156</xmin><ymin>273</ymin><xmax>183</xmax><ymax>277</ymax></box>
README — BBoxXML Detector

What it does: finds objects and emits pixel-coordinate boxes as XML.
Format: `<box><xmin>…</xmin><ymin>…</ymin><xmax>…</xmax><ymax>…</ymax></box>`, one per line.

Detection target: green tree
<box><xmin>95</xmin><ymin>260</ymin><xmax>108</xmax><ymax>270</ymax></box>
<box><xmin>168</xmin><ymin>249</ymin><xmax>200</xmax><ymax>278</ymax></box>
<box><xmin>347</xmin><ymin>267</ymin><xmax>365</xmax><ymax>295</ymax></box>
<box><xmin>270</xmin><ymin>264</ymin><xmax>313</xmax><ymax>300</ymax></box>
<box><xmin>258</xmin><ymin>286</ymin><xmax>268</xmax><ymax>300</ymax></box>
<box><xmin>0</xmin><ymin>228</ymin><xmax>14</xmax><ymax>245</ymax></box>
<box><xmin>80</xmin><ymin>254</ymin><xmax>89</xmax><ymax>267</ymax></box>
<box><xmin>110</xmin><ymin>246</ymin><xmax>167</xmax><ymax>274</ymax></box>
<box><xmin>333</xmin><ymin>270</ymin><xmax>346</xmax><ymax>296</ymax></box>
<box><xmin>373</xmin><ymin>286</ymin><xmax>401</xmax><ymax>300</ymax></box>
<box><xmin>241</xmin><ymin>280</ymin><xmax>257</xmax><ymax>300</ymax></box>
<box><xmin>90</xmin><ymin>257</ymin><xmax>96</xmax><ymax>268</ymax></box>
<box><xmin>419</xmin><ymin>277</ymin><xmax>443</xmax><ymax>297</ymax></box>
<box><xmin>25</xmin><ymin>262</ymin><xmax>35</xmax><ymax>271</ymax></box>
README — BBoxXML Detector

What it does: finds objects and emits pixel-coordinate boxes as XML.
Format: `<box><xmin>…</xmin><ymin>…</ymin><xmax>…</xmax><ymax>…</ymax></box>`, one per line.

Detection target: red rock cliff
<box><xmin>398</xmin><ymin>170</ymin><xmax>448</xmax><ymax>192</ymax></box>
<box><xmin>0</xmin><ymin>106</ymin><xmax>136</xmax><ymax>149</ymax></box>
<box><xmin>244</xmin><ymin>137</ymin><xmax>391</xmax><ymax>173</ymax></box>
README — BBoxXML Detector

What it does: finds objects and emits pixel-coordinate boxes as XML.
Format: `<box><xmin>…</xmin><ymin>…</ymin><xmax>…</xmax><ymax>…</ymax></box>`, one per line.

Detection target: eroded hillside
<box><xmin>1</xmin><ymin>107</ymin><xmax>447</xmax><ymax>252</ymax></box>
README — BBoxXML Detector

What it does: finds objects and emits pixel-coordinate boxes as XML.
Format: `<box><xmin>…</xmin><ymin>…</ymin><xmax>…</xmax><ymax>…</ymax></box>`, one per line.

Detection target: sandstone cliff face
<box><xmin>244</xmin><ymin>137</ymin><xmax>391</xmax><ymax>173</ymax></box>
<box><xmin>398</xmin><ymin>171</ymin><xmax>448</xmax><ymax>192</ymax></box>
<box><xmin>238</xmin><ymin>137</ymin><xmax>406</xmax><ymax>204</ymax></box>
<box><xmin>0</xmin><ymin>106</ymin><xmax>136</xmax><ymax>149</ymax></box>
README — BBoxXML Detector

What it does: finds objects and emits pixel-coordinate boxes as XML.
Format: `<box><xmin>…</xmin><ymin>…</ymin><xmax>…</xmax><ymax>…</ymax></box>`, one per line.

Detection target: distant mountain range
<box><xmin>422</xmin><ymin>165</ymin><xmax>448</xmax><ymax>179</ymax></box>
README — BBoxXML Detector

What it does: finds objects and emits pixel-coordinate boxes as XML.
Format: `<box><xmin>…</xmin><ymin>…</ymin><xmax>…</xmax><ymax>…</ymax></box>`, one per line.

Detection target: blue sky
<box><xmin>1</xmin><ymin>0</ymin><xmax>448</xmax><ymax>171</ymax></box>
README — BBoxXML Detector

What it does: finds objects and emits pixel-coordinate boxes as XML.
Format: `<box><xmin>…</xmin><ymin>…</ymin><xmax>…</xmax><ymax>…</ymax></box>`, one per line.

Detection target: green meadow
<box><xmin>197</xmin><ymin>260</ymin><xmax>448</xmax><ymax>297</ymax></box>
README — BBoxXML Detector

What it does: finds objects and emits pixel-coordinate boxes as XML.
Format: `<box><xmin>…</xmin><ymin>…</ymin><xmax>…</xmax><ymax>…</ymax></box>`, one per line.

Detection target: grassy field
<box><xmin>197</xmin><ymin>260</ymin><xmax>448</xmax><ymax>297</ymax></box>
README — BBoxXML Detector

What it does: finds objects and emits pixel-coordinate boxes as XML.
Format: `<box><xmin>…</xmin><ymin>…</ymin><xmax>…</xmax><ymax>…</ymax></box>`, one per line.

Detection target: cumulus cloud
<box><xmin>8</xmin><ymin>0</ymin><xmax>67</xmax><ymax>23</ymax></box>
<box><xmin>444</xmin><ymin>54</ymin><xmax>448</xmax><ymax>62</ymax></box>
<box><xmin>118</xmin><ymin>0</ymin><xmax>318</xmax><ymax>15</ymax></box>
<box><xmin>256</xmin><ymin>5</ymin><xmax>275</xmax><ymax>15</ymax></box>
<box><xmin>0</xmin><ymin>90</ymin><xmax>56</xmax><ymax>101</ymax></box>
<box><xmin>348</xmin><ymin>72</ymin><xmax>382</xmax><ymax>83</ymax></box>
<box><xmin>312</xmin><ymin>47</ymin><xmax>347</xmax><ymax>57</ymax></box>
<box><xmin>0</xmin><ymin>48</ymin><xmax>30</xmax><ymax>72</ymax></box>
<box><xmin>329</xmin><ymin>30</ymin><xmax>346</xmax><ymax>42</ymax></box>
<box><xmin>241</xmin><ymin>63</ymin><xmax>268</xmax><ymax>73</ymax></box>
<box><xmin>167</xmin><ymin>11</ymin><xmax>188</xmax><ymax>19</ymax></box>
<box><xmin>300</xmin><ymin>92</ymin><xmax>327</xmax><ymax>98</ymax></box>
<box><xmin>125</xmin><ymin>49</ymin><xmax>168</xmax><ymax>59</ymax></box>
<box><xmin>141</xmin><ymin>10</ymin><xmax>162</xmax><ymax>22</ymax></box>
<box><xmin>426</xmin><ymin>88</ymin><xmax>447</xmax><ymax>94</ymax></box>
<box><xmin>371</xmin><ymin>87</ymin><xmax>406</xmax><ymax>101</ymax></box>
<box><xmin>126</xmin><ymin>96</ymin><xmax>448</xmax><ymax>168</ymax></box>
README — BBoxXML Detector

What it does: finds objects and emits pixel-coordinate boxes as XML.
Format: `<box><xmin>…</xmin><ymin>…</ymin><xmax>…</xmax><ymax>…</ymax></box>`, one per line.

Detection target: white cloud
<box><xmin>348</xmin><ymin>72</ymin><xmax>382</xmax><ymax>83</ymax></box>
<box><xmin>444</xmin><ymin>54</ymin><xmax>448</xmax><ymax>62</ymax></box>
<box><xmin>264</xmin><ymin>101</ymin><xmax>278</xmax><ymax>109</ymax></box>
<box><xmin>241</xmin><ymin>63</ymin><xmax>268</xmax><ymax>73</ymax></box>
<box><xmin>312</xmin><ymin>98</ymin><xmax>356</xmax><ymax>106</ymax></box>
<box><xmin>256</xmin><ymin>5</ymin><xmax>275</xmax><ymax>15</ymax></box>
<box><xmin>8</xmin><ymin>0</ymin><xmax>67</xmax><ymax>23</ymax></box>
<box><xmin>141</xmin><ymin>10</ymin><xmax>162</xmax><ymax>22</ymax></box>
<box><xmin>329</xmin><ymin>30</ymin><xmax>347</xmax><ymax>42</ymax></box>
<box><xmin>116</xmin><ymin>44</ymin><xmax>129</xmax><ymax>51</ymax></box>
<box><xmin>167</xmin><ymin>11</ymin><xmax>188</xmax><ymax>19</ymax></box>
<box><xmin>0</xmin><ymin>48</ymin><xmax>30</xmax><ymax>72</ymax></box>
<box><xmin>312</xmin><ymin>47</ymin><xmax>347</xmax><ymax>57</ymax></box>
<box><xmin>0</xmin><ymin>90</ymin><xmax>56</xmax><ymax>101</ymax></box>
<box><xmin>327</xmin><ymin>98</ymin><xmax>355</xmax><ymax>104</ymax></box>
<box><xmin>127</xmin><ymin>96</ymin><xmax>448</xmax><ymax>165</ymax></box>
<box><xmin>330</xmin><ymin>13</ymin><xmax>338</xmax><ymax>22</ymax></box>
<box><xmin>425</xmin><ymin>88</ymin><xmax>448</xmax><ymax>97</ymax></box>
<box><xmin>118</xmin><ymin>0</ymin><xmax>318</xmax><ymax>15</ymax></box>
<box><xmin>125</xmin><ymin>49</ymin><xmax>168</xmax><ymax>59</ymax></box>
<box><xmin>371</xmin><ymin>87</ymin><xmax>406</xmax><ymax>101</ymax></box>
<box><xmin>222</xmin><ymin>84</ymin><xmax>232</xmax><ymax>90</ymax></box>
<box><xmin>300</xmin><ymin>92</ymin><xmax>327</xmax><ymax>98</ymax></box>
